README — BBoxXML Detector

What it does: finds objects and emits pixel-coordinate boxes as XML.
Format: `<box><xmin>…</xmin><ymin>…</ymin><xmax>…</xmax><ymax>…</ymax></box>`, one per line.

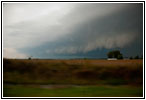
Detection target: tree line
<box><xmin>107</xmin><ymin>50</ymin><xmax>142</xmax><ymax>59</ymax></box>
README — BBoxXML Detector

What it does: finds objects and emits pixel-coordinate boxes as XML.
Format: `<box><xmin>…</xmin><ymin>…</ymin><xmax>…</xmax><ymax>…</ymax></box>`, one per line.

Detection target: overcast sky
<box><xmin>3</xmin><ymin>3</ymin><xmax>143</xmax><ymax>59</ymax></box>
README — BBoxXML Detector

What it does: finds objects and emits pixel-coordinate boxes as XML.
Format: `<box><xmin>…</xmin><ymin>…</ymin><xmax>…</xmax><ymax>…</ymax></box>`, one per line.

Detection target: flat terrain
<box><xmin>3</xmin><ymin>59</ymin><xmax>143</xmax><ymax>97</ymax></box>
<box><xmin>4</xmin><ymin>84</ymin><xmax>142</xmax><ymax>97</ymax></box>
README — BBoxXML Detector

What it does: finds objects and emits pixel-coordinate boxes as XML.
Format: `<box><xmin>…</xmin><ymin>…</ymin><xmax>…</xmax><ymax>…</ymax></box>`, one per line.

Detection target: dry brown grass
<box><xmin>3</xmin><ymin>59</ymin><xmax>143</xmax><ymax>85</ymax></box>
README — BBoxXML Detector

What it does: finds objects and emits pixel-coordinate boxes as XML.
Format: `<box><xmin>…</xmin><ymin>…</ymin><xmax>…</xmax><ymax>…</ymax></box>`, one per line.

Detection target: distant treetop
<box><xmin>107</xmin><ymin>50</ymin><xmax>123</xmax><ymax>59</ymax></box>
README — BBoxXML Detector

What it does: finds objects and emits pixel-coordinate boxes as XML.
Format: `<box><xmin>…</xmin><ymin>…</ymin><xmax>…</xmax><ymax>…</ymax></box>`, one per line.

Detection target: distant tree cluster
<box><xmin>107</xmin><ymin>50</ymin><xmax>123</xmax><ymax>59</ymax></box>
<box><xmin>107</xmin><ymin>50</ymin><xmax>143</xmax><ymax>60</ymax></box>
<box><xmin>129</xmin><ymin>55</ymin><xmax>143</xmax><ymax>59</ymax></box>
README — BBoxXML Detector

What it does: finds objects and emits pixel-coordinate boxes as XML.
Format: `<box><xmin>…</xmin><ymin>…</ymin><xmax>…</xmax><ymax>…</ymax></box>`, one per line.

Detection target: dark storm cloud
<box><xmin>3</xmin><ymin>3</ymin><xmax>143</xmax><ymax>58</ymax></box>
<box><xmin>43</xmin><ymin>4</ymin><xmax>142</xmax><ymax>55</ymax></box>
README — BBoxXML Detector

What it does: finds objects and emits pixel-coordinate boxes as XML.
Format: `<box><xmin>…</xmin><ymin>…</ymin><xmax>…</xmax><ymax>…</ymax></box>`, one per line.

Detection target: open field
<box><xmin>4</xmin><ymin>84</ymin><xmax>143</xmax><ymax>97</ymax></box>
<box><xmin>3</xmin><ymin>59</ymin><xmax>143</xmax><ymax>97</ymax></box>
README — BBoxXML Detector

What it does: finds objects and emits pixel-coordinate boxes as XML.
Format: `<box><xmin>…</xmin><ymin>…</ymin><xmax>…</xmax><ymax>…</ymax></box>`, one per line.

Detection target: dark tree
<box><xmin>129</xmin><ymin>56</ymin><xmax>133</xmax><ymax>59</ymax></box>
<box><xmin>107</xmin><ymin>51</ymin><xmax>114</xmax><ymax>58</ymax></box>
<box><xmin>117</xmin><ymin>54</ymin><xmax>123</xmax><ymax>59</ymax></box>
<box><xmin>107</xmin><ymin>50</ymin><xmax>123</xmax><ymax>59</ymax></box>
<box><xmin>141</xmin><ymin>55</ymin><xmax>143</xmax><ymax>59</ymax></box>
<box><xmin>134</xmin><ymin>55</ymin><xmax>139</xmax><ymax>59</ymax></box>
<box><xmin>28</xmin><ymin>56</ymin><xmax>33</xmax><ymax>60</ymax></box>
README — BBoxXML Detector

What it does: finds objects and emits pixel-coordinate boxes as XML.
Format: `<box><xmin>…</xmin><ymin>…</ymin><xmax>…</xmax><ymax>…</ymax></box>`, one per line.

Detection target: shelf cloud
<box><xmin>3</xmin><ymin>3</ymin><xmax>143</xmax><ymax>58</ymax></box>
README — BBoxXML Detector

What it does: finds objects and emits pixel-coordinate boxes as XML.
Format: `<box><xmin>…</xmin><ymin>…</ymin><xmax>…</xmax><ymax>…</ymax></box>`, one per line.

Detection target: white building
<box><xmin>107</xmin><ymin>58</ymin><xmax>117</xmax><ymax>60</ymax></box>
